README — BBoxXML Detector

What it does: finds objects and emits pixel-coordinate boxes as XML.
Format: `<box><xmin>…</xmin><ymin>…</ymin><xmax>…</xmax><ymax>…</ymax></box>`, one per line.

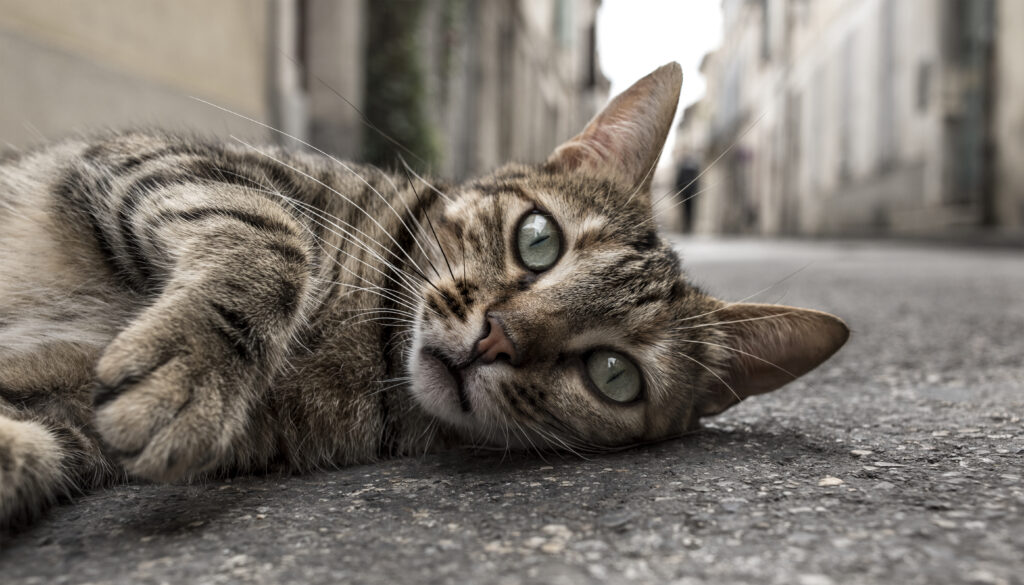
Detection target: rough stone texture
<box><xmin>2</xmin><ymin>238</ymin><xmax>1022</xmax><ymax>585</ymax></box>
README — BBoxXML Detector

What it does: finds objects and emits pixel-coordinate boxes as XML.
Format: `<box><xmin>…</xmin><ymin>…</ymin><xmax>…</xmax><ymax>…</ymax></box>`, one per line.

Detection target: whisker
<box><xmin>677</xmin><ymin>351</ymin><xmax>743</xmax><ymax>404</ymax></box>
<box><xmin>633</xmin><ymin>181</ymin><xmax>719</xmax><ymax>231</ymax></box>
<box><xmin>335</xmin><ymin>309</ymin><xmax>418</xmax><ymax>328</ymax></box>
<box><xmin>334</xmin><ymin>282</ymin><xmax>429</xmax><ymax>318</ymax></box>
<box><xmin>625</xmin><ymin>150</ymin><xmax>663</xmax><ymax>206</ymax></box>
<box><xmin>511</xmin><ymin>420</ymin><xmax>548</xmax><ymax>463</ymax></box>
<box><xmin>195</xmin><ymin>98</ymin><xmax>437</xmax><ymax>275</ymax></box>
<box><xmin>673</xmin><ymin>263</ymin><xmax>812</xmax><ymax>324</ymax></box>
<box><xmin>231</xmin><ymin>138</ymin><xmax>440</xmax><ymax>292</ymax></box>
<box><xmin>270</xmin><ymin>189</ymin><xmax>431</xmax><ymax>302</ymax></box>
<box><xmin>398</xmin><ymin>156</ymin><xmax>455</xmax><ymax>204</ymax></box>
<box><xmin>672</xmin><ymin>311</ymin><xmax>796</xmax><ymax>334</ymax></box>
<box><xmin>338</xmin><ymin>307</ymin><xmax>417</xmax><ymax>318</ymax></box>
<box><xmin>652</xmin><ymin>109</ymin><xmax>769</xmax><ymax>208</ymax></box>
<box><xmin>527</xmin><ymin>420</ymin><xmax>592</xmax><ymax>460</ymax></box>
<box><xmin>243</xmin><ymin>165</ymin><xmax>432</xmax><ymax>302</ymax></box>
<box><xmin>342</xmin><ymin>316</ymin><xmax>417</xmax><ymax>329</ymax></box>
<box><xmin>293</xmin><ymin>60</ymin><xmax>430</xmax><ymax>168</ymax></box>
<box><xmin>677</xmin><ymin>338</ymin><xmax>796</xmax><ymax>378</ymax></box>
<box><xmin>398</xmin><ymin>158</ymin><xmax>458</xmax><ymax>285</ymax></box>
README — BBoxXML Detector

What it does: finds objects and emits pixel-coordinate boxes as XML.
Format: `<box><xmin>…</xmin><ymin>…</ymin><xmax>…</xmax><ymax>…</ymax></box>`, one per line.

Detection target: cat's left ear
<box><xmin>546</xmin><ymin>62</ymin><xmax>682</xmax><ymax>191</ymax></box>
<box><xmin>693</xmin><ymin>303</ymin><xmax>850</xmax><ymax>419</ymax></box>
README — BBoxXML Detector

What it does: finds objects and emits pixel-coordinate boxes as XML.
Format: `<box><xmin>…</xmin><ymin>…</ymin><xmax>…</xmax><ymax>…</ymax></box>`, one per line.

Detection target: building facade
<box><xmin>676</xmin><ymin>0</ymin><xmax>1024</xmax><ymax>238</ymax></box>
<box><xmin>417</xmin><ymin>0</ymin><xmax>608</xmax><ymax>178</ymax></box>
<box><xmin>0</xmin><ymin>0</ymin><xmax>607</xmax><ymax>180</ymax></box>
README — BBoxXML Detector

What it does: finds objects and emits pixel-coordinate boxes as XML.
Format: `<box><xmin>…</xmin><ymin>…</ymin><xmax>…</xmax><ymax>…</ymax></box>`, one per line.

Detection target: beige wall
<box><xmin>995</xmin><ymin>0</ymin><xmax>1024</xmax><ymax>231</ymax></box>
<box><xmin>0</xmin><ymin>0</ymin><xmax>605</xmax><ymax>182</ymax></box>
<box><xmin>0</xmin><ymin>0</ymin><xmax>276</xmax><ymax>147</ymax></box>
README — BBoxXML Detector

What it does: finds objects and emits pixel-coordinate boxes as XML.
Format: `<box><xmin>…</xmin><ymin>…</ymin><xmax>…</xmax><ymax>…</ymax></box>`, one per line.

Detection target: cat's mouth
<box><xmin>419</xmin><ymin>348</ymin><xmax>472</xmax><ymax>413</ymax></box>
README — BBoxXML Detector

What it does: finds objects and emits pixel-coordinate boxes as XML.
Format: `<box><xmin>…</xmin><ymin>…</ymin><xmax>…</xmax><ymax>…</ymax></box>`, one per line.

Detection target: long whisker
<box><xmin>231</xmin><ymin>137</ymin><xmax>440</xmax><ymax>292</ymax></box>
<box><xmin>527</xmin><ymin>420</ymin><xmax>593</xmax><ymax>460</ymax></box>
<box><xmin>239</xmin><ymin>154</ymin><xmax>443</xmax><ymax>309</ymax></box>
<box><xmin>398</xmin><ymin>157</ymin><xmax>455</xmax><ymax>205</ymax></box>
<box><xmin>675</xmin><ymin>263</ymin><xmax>811</xmax><ymax>324</ymax></box>
<box><xmin>678</xmin><ymin>338</ymin><xmax>796</xmax><ymax>378</ymax></box>
<box><xmin>341</xmin><ymin>316</ymin><xmax>417</xmax><ymax>329</ymax></box>
<box><xmin>398</xmin><ymin>159</ymin><xmax>458</xmax><ymax>286</ymax></box>
<box><xmin>625</xmin><ymin>151</ymin><xmax>663</xmax><ymax>206</ymax></box>
<box><xmin>677</xmin><ymin>351</ymin><xmax>743</xmax><ymax>404</ymax></box>
<box><xmin>672</xmin><ymin>311</ymin><xmax>796</xmax><ymax>334</ymax></box>
<box><xmin>652</xmin><ymin>109</ymin><xmax>769</xmax><ymax>208</ymax></box>
<box><xmin>288</xmin><ymin>57</ymin><xmax>430</xmax><ymax>168</ymax></box>
<box><xmin>511</xmin><ymin>420</ymin><xmax>548</xmax><ymax>463</ymax></box>
<box><xmin>336</xmin><ymin>309</ymin><xmax>418</xmax><ymax>328</ymax></box>
<box><xmin>241</xmin><ymin>167</ymin><xmax>429</xmax><ymax>289</ymax></box>
<box><xmin>334</xmin><ymin>282</ymin><xmax>428</xmax><ymax>318</ymax></box>
<box><xmin>373</xmin><ymin>168</ymin><xmax>444</xmax><ymax>281</ymax></box>
<box><xmin>276</xmin><ymin>193</ymin><xmax>429</xmax><ymax>303</ymax></box>
<box><xmin>633</xmin><ymin>181</ymin><xmax>719</xmax><ymax>232</ymax></box>
<box><xmin>192</xmin><ymin>98</ymin><xmax>437</xmax><ymax>284</ymax></box>
<box><xmin>283</xmin><ymin>197</ymin><xmax>433</xmax><ymax>301</ymax></box>
<box><xmin>239</xmin><ymin>175</ymin><xmax>430</xmax><ymax>311</ymax></box>
<box><xmin>460</xmin><ymin>236</ymin><xmax>467</xmax><ymax>289</ymax></box>
<box><xmin>338</xmin><ymin>307</ymin><xmax>417</xmax><ymax>317</ymax></box>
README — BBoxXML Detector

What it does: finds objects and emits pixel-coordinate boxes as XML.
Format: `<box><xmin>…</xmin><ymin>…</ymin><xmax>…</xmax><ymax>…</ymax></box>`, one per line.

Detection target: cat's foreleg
<box><xmin>90</xmin><ymin>182</ymin><xmax>315</xmax><ymax>481</ymax></box>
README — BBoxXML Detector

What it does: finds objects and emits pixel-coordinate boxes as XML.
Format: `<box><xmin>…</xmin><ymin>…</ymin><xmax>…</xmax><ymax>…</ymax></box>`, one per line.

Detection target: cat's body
<box><xmin>0</xmin><ymin>64</ymin><xmax>849</xmax><ymax>529</ymax></box>
<box><xmin>0</xmin><ymin>131</ymin><xmax>451</xmax><ymax>519</ymax></box>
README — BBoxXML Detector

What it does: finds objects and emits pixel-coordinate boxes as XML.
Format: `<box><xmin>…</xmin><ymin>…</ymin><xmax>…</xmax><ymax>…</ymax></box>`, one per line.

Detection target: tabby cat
<box><xmin>0</xmin><ymin>63</ymin><xmax>848</xmax><ymax>528</ymax></box>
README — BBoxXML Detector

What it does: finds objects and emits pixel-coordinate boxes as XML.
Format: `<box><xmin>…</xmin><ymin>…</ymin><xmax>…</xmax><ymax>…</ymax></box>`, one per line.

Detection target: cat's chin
<box><xmin>411</xmin><ymin>348</ymin><xmax>476</xmax><ymax>426</ymax></box>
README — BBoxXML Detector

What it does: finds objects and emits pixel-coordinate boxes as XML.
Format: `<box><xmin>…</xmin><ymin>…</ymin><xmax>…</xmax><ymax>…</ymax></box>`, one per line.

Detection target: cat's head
<box><xmin>408</xmin><ymin>63</ymin><xmax>848</xmax><ymax>450</ymax></box>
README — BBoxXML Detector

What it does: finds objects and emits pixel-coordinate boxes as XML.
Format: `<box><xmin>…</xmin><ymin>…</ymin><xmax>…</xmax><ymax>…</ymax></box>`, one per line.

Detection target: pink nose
<box><xmin>476</xmin><ymin>316</ymin><xmax>520</xmax><ymax>365</ymax></box>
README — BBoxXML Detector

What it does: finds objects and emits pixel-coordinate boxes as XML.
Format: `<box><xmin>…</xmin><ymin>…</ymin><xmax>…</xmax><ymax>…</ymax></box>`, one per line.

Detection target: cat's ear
<box><xmin>545</xmin><ymin>62</ymin><xmax>682</xmax><ymax>191</ymax></box>
<box><xmin>693</xmin><ymin>303</ymin><xmax>850</xmax><ymax>418</ymax></box>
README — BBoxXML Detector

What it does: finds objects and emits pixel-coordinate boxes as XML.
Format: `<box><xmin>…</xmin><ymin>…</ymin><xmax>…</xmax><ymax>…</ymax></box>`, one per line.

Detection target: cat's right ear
<box><xmin>692</xmin><ymin>303</ymin><xmax>850</xmax><ymax>420</ymax></box>
<box><xmin>545</xmin><ymin>62</ymin><xmax>682</xmax><ymax>192</ymax></box>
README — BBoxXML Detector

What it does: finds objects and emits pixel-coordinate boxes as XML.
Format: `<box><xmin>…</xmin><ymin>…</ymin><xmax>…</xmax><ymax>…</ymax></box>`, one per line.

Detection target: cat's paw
<box><xmin>0</xmin><ymin>416</ymin><xmax>65</xmax><ymax>528</ymax></box>
<box><xmin>92</xmin><ymin>318</ymin><xmax>251</xmax><ymax>482</ymax></box>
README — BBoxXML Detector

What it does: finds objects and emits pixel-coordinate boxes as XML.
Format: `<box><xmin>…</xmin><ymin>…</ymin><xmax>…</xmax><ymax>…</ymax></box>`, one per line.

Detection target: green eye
<box><xmin>516</xmin><ymin>211</ymin><xmax>561</xmax><ymax>271</ymax></box>
<box><xmin>585</xmin><ymin>350</ymin><xmax>642</xmax><ymax>403</ymax></box>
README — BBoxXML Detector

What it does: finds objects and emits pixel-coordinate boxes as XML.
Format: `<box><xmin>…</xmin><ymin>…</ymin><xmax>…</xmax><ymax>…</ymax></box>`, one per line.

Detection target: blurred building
<box><xmin>416</xmin><ymin>0</ymin><xmax>609</xmax><ymax>178</ymax></box>
<box><xmin>0</xmin><ymin>0</ymin><xmax>607</xmax><ymax>179</ymax></box>
<box><xmin>675</xmin><ymin>0</ymin><xmax>1024</xmax><ymax>238</ymax></box>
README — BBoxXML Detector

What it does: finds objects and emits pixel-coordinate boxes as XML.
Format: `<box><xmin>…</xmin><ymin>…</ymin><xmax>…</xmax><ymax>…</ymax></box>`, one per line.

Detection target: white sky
<box><xmin>595</xmin><ymin>0</ymin><xmax>723</xmax><ymax>165</ymax></box>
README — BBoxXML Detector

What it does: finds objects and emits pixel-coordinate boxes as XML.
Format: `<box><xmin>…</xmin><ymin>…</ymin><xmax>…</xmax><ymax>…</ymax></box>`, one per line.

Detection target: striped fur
<box><xmin>0</xmin><ymin>63</ymin><xmax>848</xmax><ymax>529</ymax></box>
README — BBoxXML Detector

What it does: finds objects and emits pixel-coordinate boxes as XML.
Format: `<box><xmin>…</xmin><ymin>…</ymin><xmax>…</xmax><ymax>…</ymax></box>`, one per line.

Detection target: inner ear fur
<box><xmin>695</xmin><ymin>303</ymin><xmax>850</xmax><ymax>418</ymax></box>
<box><xmin>545</xmin><ymin>62</ymin><xmax>682</xmax><ymax>192</ymax></box>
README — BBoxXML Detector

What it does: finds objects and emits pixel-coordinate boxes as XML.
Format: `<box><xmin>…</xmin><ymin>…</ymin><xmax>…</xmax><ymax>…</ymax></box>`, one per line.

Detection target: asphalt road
<box><xmin>3</xmin><ymin>238</ymin><xmax>1022</xmax><ymax>585</ymax></box>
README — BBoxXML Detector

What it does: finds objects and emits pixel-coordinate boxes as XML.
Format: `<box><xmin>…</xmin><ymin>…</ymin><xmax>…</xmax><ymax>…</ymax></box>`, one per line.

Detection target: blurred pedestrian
<box><xmin>674</xmin><ymin>156</ymin><xmax>700</xmax><ymax>232</ymax></box>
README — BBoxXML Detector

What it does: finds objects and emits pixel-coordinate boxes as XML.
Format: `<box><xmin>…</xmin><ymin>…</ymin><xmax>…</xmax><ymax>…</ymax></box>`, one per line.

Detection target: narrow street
<box><xmin>4</xmin><ymin>238</ymin><xmax>1023</xmax><ymax>585</ymax></box>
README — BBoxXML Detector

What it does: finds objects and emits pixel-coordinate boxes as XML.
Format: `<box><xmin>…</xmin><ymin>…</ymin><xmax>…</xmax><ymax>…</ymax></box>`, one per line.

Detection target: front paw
<box><xmin>92</xmin><ymin>326</ymin><xmax>249</xmax><ymax>482</ymax></box>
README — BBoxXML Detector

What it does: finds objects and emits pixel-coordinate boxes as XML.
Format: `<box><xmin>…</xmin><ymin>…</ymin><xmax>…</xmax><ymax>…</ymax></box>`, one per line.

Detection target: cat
<box><xmin>0</xmin><ymin>63</ymin><xmax>848</xmax><ymax>529</ymax></box>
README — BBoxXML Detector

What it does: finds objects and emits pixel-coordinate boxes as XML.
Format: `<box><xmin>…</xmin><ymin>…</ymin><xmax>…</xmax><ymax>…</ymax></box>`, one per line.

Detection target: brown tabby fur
<box><xmin>0</xmin><ymin>64</ymin><xmax>848</xmax><ymax>529</ymax></box>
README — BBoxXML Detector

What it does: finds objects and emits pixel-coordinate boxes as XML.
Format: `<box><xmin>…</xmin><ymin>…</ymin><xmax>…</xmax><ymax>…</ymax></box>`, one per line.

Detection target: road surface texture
<box><xmin>2</xmin><ymin>238</ymin><xmax>1022</xmax><ymax>585</ymax></box>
